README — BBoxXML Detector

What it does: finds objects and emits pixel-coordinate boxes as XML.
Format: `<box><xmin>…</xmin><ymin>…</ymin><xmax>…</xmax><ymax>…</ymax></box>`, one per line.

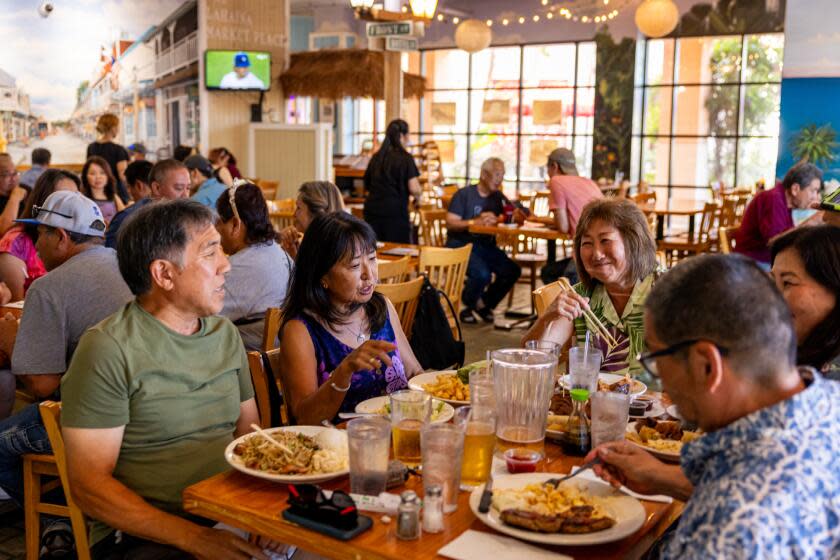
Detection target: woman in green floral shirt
<box><xmin>524</xmin><ymin>198</ymin><xmax>659</xmax><ymax>385</ymax></box>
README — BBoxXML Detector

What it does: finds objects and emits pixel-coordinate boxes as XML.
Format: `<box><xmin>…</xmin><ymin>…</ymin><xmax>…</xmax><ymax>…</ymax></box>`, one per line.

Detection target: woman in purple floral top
<box><xmin>279</xmin><ymin>212</ymin><xmax>421</xmax><ymax>424</ymax></box>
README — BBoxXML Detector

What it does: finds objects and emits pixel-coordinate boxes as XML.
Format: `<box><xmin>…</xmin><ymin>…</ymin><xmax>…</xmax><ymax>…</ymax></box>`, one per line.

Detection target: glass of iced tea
<box><xmin>454</xmin><ymin>406</ymin><xmax>496</xmax><ymax>490</ymax></box>
<box><xmin>390</xmin><ymin>390</ymin><xmax>431</xmax><ymax>467</ymax></box>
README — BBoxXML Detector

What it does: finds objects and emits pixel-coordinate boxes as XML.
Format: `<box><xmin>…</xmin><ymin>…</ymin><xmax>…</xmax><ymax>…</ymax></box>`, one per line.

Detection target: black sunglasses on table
<box><xmin>637</xmin><ymin>339</ymin><xmax>729</xmax><ymax>378</ymax></box>
<box><xmin>287</xmin><ymin>484</ymin><xmax>358</xmax><ymax>530</ymax></box>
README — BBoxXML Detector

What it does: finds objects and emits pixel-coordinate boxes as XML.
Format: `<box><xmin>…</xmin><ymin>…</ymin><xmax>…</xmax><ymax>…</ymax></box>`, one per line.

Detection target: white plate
<box><xmin>225</xmin><ymin>426</ymin><xmax>349</xmax><ymax>484</ymax></box>
<box><xmin>559</xmin><ymin>373</ymin><xmax>647</xmax><ymax>398</ymax></box>
<box><xmin>625</xmin><ymin>423</ymin><xmax>683</xmax><ymax>463</ymax></box>
<box><xmin>469</xmin><ymin>473</ymin><xmax>646</xmax><ymax>546</ymax></box>
<box><xmin>408</xmin><ymin>370</ymin><xmax>469</xmax><ymax>405</ymax></box>
<box><xmin>354</xmin><ymin>395</ymin><xmax>455</xmax><ymax>423</ymax></box>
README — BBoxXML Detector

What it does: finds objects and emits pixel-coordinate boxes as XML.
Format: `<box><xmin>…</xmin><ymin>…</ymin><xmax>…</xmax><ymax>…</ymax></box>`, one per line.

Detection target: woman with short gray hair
<box><xmin>523</xmin><ymin>198</ymin><xmax>658</xmax><ymax>382</ymax></box>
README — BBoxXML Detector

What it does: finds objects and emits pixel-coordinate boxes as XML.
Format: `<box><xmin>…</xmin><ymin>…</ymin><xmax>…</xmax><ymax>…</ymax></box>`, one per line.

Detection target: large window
<box><xmin>412</xmin><ymin>43</ymin><xmax>596</xmax><ymax>194</ymax></box>
<box><xmin>631</xmin><ymin>34</ymin><xmax>784</xmax><ymax>204</ymax></box>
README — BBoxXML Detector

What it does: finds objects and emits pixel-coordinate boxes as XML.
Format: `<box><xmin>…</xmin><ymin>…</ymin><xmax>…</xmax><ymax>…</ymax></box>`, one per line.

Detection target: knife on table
<box><xmin>478</xmin><ymin>474</ymin><xmax>494</xmax><ymax>514</ymax></box>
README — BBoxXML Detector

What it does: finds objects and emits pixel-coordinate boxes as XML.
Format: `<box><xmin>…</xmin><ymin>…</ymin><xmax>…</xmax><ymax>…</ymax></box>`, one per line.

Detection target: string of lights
<box><xmin>404</xmin><ymin>0</ymin><xmax>636</xmax><ymax>26</ymax></box>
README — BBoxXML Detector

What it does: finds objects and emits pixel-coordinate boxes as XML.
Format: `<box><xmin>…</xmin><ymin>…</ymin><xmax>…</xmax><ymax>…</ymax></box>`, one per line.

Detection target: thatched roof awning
<box><xmin>279</xmin><ymin>49</ymin><xmax>426</xmax><ymax>100</ymax></box>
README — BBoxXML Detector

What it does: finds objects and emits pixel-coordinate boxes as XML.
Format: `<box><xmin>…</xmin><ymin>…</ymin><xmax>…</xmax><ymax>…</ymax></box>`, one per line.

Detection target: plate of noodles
<box><xmin>225</xmin><ymin>426</ymin><xmax>350</xmax><ymax>484</ymax></box>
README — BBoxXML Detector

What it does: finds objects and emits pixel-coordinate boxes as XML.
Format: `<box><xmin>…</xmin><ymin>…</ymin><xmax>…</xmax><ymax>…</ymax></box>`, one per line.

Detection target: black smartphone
<box><xmin>281</xmin><ymin>509</ymin><xmax>373</xmax><ymax>541</ymax></box>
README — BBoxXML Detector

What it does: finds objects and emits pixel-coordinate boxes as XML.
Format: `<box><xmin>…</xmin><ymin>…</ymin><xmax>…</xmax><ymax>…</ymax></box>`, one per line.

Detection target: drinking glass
<box><xmin>454</xmin><ymin>406</ymin><xmax>496</xmax><ymax>490</ymax></box>
<box><xmin>468</xmin><ymin>368</ymin><xmax>495</xmax><ymax>414</ymax></box>
<box><xmin>590</xmin><ymin>392</ymin><xmax>631</xmax><ymax>448</ymax></box>
<box><xmin>421</xmin><ymin>423</ymin><xmax>465</xmax><ymax>513</ymax></box>
<box><xmin>491</xmin><ymin>349</ymin><xmax>557</xmax><ymax>460</ymax></box>
<box><xmin>390</xmin><ymin>390</ymin><xmax>431</xmax><ymax>467</ymax></box>
<box><xmin>525</xmin><ymin>340</ymin><xmax>562</xmax><ymax>389</ymax></box>
<box><xmin>347</xmin><ymin>416</ymin><xmax>391</xmax><ymax>496</ymax></box>
<box><xmin>568</xmin><ymin>346</ymin><xmax>602</xmax><ymax>394</ymax></box>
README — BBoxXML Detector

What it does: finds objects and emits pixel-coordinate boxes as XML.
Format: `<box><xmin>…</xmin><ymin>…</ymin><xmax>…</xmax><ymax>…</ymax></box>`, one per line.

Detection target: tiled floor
<box><xmin>0</xmin><ymin>288</ymin><xmax>533</xmax><ymax>559</ymax></box>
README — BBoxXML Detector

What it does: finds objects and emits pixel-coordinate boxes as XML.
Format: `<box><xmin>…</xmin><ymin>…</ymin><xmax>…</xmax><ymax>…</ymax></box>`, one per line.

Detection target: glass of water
<box><xmin>590</xmin><ymin>392</ymin><xmax>631</xmax><ymax>448</ymax></box>
<box><xmin>421</xmin><ymin>423</ymin><xmax>465</xmax><ymax>512</ymax></box>
<box><xmin>568</xmin><ymin>346</ymin><xmax>602</xmax><ymax>394</ymax></box>
<box><xmin>347</xmin><ymin>416</ymin><xmax>391</xmax><ymax>496</ymax></box>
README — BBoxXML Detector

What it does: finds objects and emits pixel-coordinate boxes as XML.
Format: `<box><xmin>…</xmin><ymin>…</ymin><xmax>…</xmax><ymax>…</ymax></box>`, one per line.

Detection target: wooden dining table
<box><xmin>183</xmin><ymin>440</ymin><xmax>683</xmax><ymax>560</ymax></box>
<box><xmin>377</xmin><ymin>242</ymin><xmax>422</xmax><ymax>269</ymax></box>
<box><xmin>468</xmin><ymin>221</ymin><xmax>570</xmax><ymax>266</ymax></box>
<box><xmin>650</xmin><ymin>201</ymin><xmax>708</xmax><ymax>240</ymax></box>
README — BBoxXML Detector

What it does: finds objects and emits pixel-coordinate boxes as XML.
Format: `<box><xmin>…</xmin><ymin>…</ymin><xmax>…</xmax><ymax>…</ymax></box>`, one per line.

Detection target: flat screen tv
<box><xmin>205</xmin><ymin>49</ymin><xmax>271</xmax><ymax>91</ymax></box>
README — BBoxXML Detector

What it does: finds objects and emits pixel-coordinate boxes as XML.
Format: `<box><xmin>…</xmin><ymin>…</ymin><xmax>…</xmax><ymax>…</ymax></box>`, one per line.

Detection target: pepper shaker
<box><xmin>396</xmin><ymin>490</ymin><xmax>421</xmax><ymax>540</ymax></box>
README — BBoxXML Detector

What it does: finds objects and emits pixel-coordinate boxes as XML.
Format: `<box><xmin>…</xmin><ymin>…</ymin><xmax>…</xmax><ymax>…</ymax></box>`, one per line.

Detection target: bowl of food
<box><xmin>225</xmin><ymin>426</ymin><xmax>349</xmax><ymax>484</ymax></box>
<box><xmin>408</xmin><ymin>370</ymin><xmax>470</xmax><ymax>405</ymax></box>
<box><xmin>354</xmin><ymin>395</ymin><xmax>454</xmax><ymax>423</ymax></box>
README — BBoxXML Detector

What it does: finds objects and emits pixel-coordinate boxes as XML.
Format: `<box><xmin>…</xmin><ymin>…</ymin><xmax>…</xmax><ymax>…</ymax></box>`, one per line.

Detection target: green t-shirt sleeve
<box><xmin>60</xmin><ymin>328</ymin><xmax>130</xmax><ymax>429</ymax></box>
<box><xmin>235</xmin><ymin>334</ymin><xmax>255</xmax><ymax>403</ymax></box>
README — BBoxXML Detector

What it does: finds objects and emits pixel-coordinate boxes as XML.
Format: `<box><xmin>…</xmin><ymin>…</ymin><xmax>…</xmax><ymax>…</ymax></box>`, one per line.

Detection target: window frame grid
<box><xmin>633</xmin><ymin>32</ymin><xmax>784</xmax><ymax>206</ymax></box>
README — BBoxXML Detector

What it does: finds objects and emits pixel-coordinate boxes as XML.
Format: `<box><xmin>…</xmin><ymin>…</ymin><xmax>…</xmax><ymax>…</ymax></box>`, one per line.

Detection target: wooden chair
<box><xmin>497</xmin><ymin>232</ymin><xmax>546</xmax><ymax>314</ymax></box>
<box><xmin>631</xmin><ymin>191</ymin><xmax>657</xmax><ymax>207</ymax></box>
<box><xmin>419</xmin><ymin>245</ymin><xmax>471</xmax><ymax>338</ymax></box>
<box><xmin>719</xmin><ymin>225</ymin><xmax>740</xmax><ymax>255</ymax></box>
<box><xmin>533</xmin><ymin>281</ymin><xmax>563</xmax><ymax>316</ymax></box>
<box><xmin>261</xmin><ymin>307</ymin><xmax>282</xmax><ymax>352</ymax></box>
<box><xmin>375</xmin><ymin>276</ymin><xmax>424</xmax><ymax>337</ymax></box>
<box><xmin>528</xmin><ymin>191</ymin><xmax>554</xmax><ymax>226</ymax></box>
<box><xmin>419</xmin><ymin>208</ymin><xmax>448</xmax><ymax>247</ymax></box>
<box><xmin>378</xmin><ymin>256</ymin><xmax>411</xmax><ymax>284</ymax></box>
<box><xmin>24</xmin><ymin>402</ymin><xmax>90</xmax><ymax>560</ymax></box>
<box><xmin>256</xmin><ymin>180</ymin><xmax>279</xmax><ymax>200</ymax></box>
<box><xmin>246</xmin><ymin>349</ymin><xmax>289</xmax><ymax>428</ymax></box>
<box><xmin>658</xmin><ymin>202</ymin><xmax>718</xmax><ymax>265</ymax></box>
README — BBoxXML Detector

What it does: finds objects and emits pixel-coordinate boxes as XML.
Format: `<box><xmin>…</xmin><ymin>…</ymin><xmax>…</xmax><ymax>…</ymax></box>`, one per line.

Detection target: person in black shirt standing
<box><xmin>363</xmin><ymin>119</ymin><xmax>421</xmax><ymax>243</ymax></box>
<box><xmin>86</xmin><ymin>113</ymin><xmax>130</xmax><ymax>203</ymax></box>
<box><xmin>445</xmin><ymin>157</ymin><xmax>524</xmax><ymax>323</ymax></box>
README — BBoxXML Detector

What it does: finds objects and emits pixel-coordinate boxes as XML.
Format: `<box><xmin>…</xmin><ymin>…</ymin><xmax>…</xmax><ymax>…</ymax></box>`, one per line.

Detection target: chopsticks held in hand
<box><xmin>557</xmin><ymin>278</ymin><xmax>619</xmax><ymax>349</ymax></box>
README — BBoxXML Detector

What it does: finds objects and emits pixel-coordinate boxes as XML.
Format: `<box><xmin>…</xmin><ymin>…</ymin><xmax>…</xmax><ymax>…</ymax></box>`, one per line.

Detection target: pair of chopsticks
<box><xmin>557</xmin><ymin>278</ymin><xmax>619</xmax><ymax>349</ymax></box>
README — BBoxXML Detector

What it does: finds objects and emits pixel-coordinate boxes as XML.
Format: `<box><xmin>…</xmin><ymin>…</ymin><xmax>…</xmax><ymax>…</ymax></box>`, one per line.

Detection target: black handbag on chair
<box><xmin>409</xmin><ymin>276</ymin><xmax>465</xmax><ymax>370</ymax></box>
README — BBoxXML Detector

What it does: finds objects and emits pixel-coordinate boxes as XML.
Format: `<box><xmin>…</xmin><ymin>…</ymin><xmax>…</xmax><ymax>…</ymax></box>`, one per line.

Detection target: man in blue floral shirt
<box><xmin>586</xmin><ymin>254</ymin><xmax>839</xmax><ymax>559</ymax></box>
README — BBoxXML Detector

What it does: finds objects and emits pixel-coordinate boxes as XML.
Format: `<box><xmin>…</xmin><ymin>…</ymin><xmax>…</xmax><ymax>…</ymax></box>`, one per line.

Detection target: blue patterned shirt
<box><xmin>662</xmin><ymin>368</ymin><xmax>840</xmax><ymax>559</ymax></box>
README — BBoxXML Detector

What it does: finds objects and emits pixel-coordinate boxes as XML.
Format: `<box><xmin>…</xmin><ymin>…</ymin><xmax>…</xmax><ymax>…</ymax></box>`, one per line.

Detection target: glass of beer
<box><xmin>390</xmin><ymin>390</ymin><xmax>431</xmax><ymax>467</ymax></box>
<box><xmin>491</xmin><ymin>349</ymin><xmax>557</xmax><ymax>460</ymax></box>
<box><xmin>454</xmin><ymin>406</ymin><xmax>496</xmax><ymax>490</ymax></box>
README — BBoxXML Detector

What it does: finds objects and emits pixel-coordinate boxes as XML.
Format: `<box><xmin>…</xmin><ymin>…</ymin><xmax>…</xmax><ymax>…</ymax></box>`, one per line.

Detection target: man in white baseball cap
<box><xmin>0</xmin><ymin>190</ymin><xmax>132</xmax><ymax>523</ymax></box>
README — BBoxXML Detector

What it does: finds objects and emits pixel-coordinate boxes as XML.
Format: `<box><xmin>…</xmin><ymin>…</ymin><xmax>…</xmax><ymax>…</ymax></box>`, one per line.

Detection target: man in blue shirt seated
<box><xmin>186</xmin><ymin>154</ymin><xmax>226</xmax><ymax>208</ymax></box>
<box><xmin>445</xmin><ymin>157</ymin><xmax>525</xmax><ymax>324</ymax></box>
<box><xmin>586</xmin><ymin>254</ymin><xmax>840</xmax><ymax>559</ymax></box>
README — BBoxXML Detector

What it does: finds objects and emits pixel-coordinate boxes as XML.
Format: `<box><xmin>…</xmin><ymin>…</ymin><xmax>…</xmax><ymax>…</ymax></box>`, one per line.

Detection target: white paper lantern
<box><xmin>454</xmin><ymin>19</ymin><xmax>492</xmax><ymax>53</ymax></box>
<box><xmin>635</xmin><ymin>0</ymin><xmax>679</xmax><ymax>38</ymax></box>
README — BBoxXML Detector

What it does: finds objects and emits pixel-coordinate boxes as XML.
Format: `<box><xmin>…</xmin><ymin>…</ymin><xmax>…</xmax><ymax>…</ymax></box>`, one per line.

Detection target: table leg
<box><xmin>688</xmin><ymin>215</ymin><xmax>696</xmax><ymax>241</ymax></box>
<box><xmin>656</xmin><ymin>215</ymin><xmax>665</xmax><ymax>240</ymax></box>
<box><xmin>547</xmin><ymin>239</ymin><xmax>557</xmax><ymax>265</ymax></box>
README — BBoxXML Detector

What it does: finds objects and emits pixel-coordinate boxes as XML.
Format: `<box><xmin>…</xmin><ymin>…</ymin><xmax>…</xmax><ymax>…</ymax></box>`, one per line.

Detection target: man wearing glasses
<box><xmin>0</xmin><ymin>191</ymin><xmax>132</xmax><ymax>530</ymax></box>
<box><xmin>585</xmin><ymin>254</ymin><xmax>839</xmax><ymax>558</ymax></box>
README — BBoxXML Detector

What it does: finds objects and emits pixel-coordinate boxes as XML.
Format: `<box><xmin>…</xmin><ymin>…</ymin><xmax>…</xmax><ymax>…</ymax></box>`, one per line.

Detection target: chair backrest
<box><xmin>696</xmin><ymin>202</ymin><xmax>719</xmax><ymax>244</ymax></box>
<box><xmin>257</xmin><ymin>180</ymin><xmax>280</xmax><ymax>200</ymax></box>
<box><xmin>261</xmin><ymin>307</ymin><xmax>282</xmax><ymax>352</ymax></box>
<box><xmin>718</xmin><ymin>198</ymin><xmax>738</xmax><ymax>228</ymax></box>
<box><xmin>247</xmin><ymin>349</ymin><xmax>288</xmax><ymax>428</ymax></box>
<box><xmin>733</xmin><ymin>194</ymin><xmax>750</xmax><ymax>221</ymax></box>
<box><xmin>533</xmin><ymin>281</ymin><xmax>563</xmax><ymax>316</ymax></box>
<box><xmin>631</xmin><ymin>191</ymin><xmax>657</xmax><ymax>208</ymax></box>
<box><xmin>378</xmin><ymin>256</ymin><xmax>411</xmax><ymax>284</ymax></box>
<box><xmin>419</xmin><ymin>244</ymin><xmax>471</xmax><ymax>315</ymax></box>
<box><xmin>719</xmin><ymin>225</ymin><xmax>740</xmax><ymax>255</ymax></box>
<box><xmin>375</xmin><ymin>276</ymin><xmax>424</xmax><ymax>337</ymax></box>
<box><xmin>39</xmin><ymin>401</ymin><xmax>91</xmax><ymax>559</ymax></box>
<box><xmin>529</xmin><ymin>191</ymin><xmax>553</xmax><ymax>219</ymax></box>
<box><xmin>419</xmin><ymin>208</ymin><xmax>448</xmax><ymax>247</ymax></box>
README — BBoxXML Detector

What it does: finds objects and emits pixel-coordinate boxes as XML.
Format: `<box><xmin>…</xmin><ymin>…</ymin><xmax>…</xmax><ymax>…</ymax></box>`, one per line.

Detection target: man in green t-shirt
<box><xmin>60</xmin><ymin>200</ymin><xmax>270</xmax><ymax>559</ymax></box>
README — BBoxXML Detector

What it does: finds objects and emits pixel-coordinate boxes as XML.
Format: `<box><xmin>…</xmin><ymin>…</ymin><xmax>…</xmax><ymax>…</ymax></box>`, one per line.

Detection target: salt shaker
<box><xmin>422</xmin><ymin>484</ymin><xmax>444</xmax><ymax>533</ymax></box>
<box><xmin>396</xmin><ymin>490</ymin><xmax>421</xmax><ymax>540</ymax></box>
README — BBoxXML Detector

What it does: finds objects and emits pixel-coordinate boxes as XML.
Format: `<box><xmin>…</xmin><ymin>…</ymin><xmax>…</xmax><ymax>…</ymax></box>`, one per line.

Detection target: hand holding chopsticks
<box><xmin>556</xmin><ymin>278</ymin><xmax>619</xmax><ymax>350</ymax></box>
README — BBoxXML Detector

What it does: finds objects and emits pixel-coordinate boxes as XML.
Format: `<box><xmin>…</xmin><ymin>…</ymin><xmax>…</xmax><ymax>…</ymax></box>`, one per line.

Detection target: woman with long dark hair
<box><xmin>771</xmin><ymin>225</ymin><xmax>840</xmax><ymax>378</ymax></box>
<box><xmin>278</xmin><ymin>212</ymin><xmax>422</xmax><ymax>424</ymax></box>
<box><xmin>362</xmin><ymin>119</ymin><xmax>422</xmax><ymax>243</ymax></box>
<box><xmin>216</xmin><ymin>180</ymin><xmax>294</xmax><ymax>350</ymax></box>
<box><xmin>0</xmin><ymin>169</ymin><xmax>80</xmax><ymax>300</ymax></box>
<box><xmin>81</xmin><ymin>156</ymin><xmax>125</xmax><ymax>224</ymax></box>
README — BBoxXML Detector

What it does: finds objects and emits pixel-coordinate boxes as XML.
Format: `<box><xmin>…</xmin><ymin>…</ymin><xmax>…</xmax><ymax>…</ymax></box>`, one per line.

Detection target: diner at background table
<box><xmin>279</xmin><ymin>180</ymin><xmax>344</xmax><ymax>260</ymax></box>
<box><xmin>445</xmin><ymin>157</ymin><xmax>524</xmax><ymax>325</ymax></box>
<box><xmin>278</xmin><ymin>212</ymin><xmax>422</xmax><ymax>425</ymax></box>
<box><xmin>80</xmin><ymin>156</ymin><xmax>126</xmax><ymax>225</ymax></box>
<box><xmin>588</xmin><ymin>254</ymin><xmax>840</xmax><ymax>559</ymax></box>
<box><xmin>124</xmin><ymin>159</ymin><xmax>153</xmax><ymax>203</ymax></box>
<box><xmin>524</xmin><ymin>198</ymin><xmax>659</xmax><ymax>383</ymax></box>
<box><xmin>216</xmin><ymin>181</ymin><xmax>294</xmax><ymax>351</ymax></box>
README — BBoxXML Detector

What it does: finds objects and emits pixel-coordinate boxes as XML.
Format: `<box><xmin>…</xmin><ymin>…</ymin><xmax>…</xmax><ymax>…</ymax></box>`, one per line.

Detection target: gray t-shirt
<box><xmin>220</xmin><ymin>241</ymin><xmax>293</xmax><ymax>351</ymax></box>
<box><xmin>12</xmin><ymin>245</ymin><xmax>133</xmax><ymax>376</ymax></box>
